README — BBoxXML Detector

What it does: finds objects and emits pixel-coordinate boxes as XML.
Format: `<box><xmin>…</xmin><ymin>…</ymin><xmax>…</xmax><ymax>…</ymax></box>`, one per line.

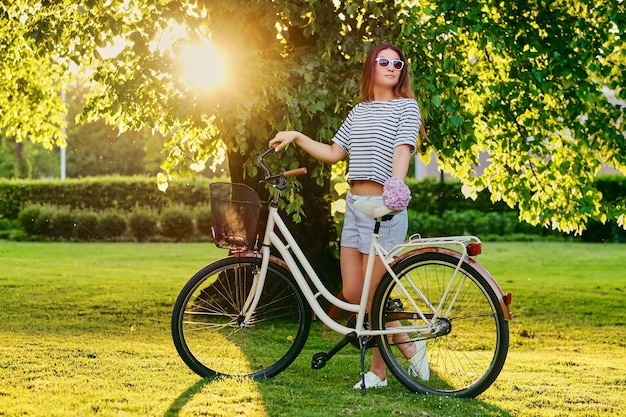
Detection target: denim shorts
<box><xmin>341</xmin><ymin>191</ymin><xmax>408</xmax><ymax>254</ymax></box>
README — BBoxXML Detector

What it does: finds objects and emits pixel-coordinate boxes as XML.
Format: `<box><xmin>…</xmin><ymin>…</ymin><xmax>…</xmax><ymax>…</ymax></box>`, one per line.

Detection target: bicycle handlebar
<box><xmin>258</xmin><ymin>146</ymin><xmax>308</xmax><ymax>185</ymax></box>
<box><xmin>258</xmin><ymin>146</ymin><xmax>275</xmax><ymax>175</ymax></box>
<box><xmin>283</xmin><ymin>167</ymin><xmax>308</xmax><ymax>177</ymax></box>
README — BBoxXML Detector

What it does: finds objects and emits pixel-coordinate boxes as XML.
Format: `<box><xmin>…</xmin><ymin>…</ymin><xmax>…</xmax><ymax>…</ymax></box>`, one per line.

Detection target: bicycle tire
<box><xmin>171</xmin><ymin>255</ymin><xmax>311</xmax><ymax>379</ymax></box>
<box><xmin>371</xmin><ymin>251</ymin><xmax>509</xmax><ymax>397</ymax></box>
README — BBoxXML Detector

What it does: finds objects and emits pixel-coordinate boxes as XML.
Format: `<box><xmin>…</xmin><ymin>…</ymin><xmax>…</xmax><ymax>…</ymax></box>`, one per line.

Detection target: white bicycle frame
<box><xmin>240</xmin><ymin>191</ymin><xmax>481</xmax><ymax>340</ymax></box>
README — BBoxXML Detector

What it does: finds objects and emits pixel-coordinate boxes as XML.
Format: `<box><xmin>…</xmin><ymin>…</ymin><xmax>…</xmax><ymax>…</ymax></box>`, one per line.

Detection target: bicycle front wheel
<box><xmin>171</xmin><ymin>256</ymin><xmax>311</xmax><ymax>379</ymax></box>
<box><xmin>371</xmin><ymin>251</ymin><xmax>509</xmax><ymax>397</ymax></box>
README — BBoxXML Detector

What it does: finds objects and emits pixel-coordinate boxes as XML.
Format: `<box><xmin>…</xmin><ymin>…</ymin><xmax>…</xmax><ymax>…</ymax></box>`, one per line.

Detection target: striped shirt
<box><xmin>332</xmin><ymin>98</ymin><xmax>421</xmax><ymax>185</ymax></box>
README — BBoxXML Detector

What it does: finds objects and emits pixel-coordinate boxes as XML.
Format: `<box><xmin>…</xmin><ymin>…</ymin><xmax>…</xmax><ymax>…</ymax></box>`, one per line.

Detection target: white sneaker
<box><xmin>353</xmin><ymin>371</ymin><xmax>388</xmax><ymax>389</ymax></box>
<box><xmin>408</xmin><ymin>339</ymin><xmax>430</xmax><ymax>381</ymax></box>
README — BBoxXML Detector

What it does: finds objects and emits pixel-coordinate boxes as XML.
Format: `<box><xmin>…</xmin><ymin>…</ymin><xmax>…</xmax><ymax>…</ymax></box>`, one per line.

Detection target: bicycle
<box><xmin>171</xmin><ymin>146</ymin><xmax>513</xmax><ymax>397</ymax></box>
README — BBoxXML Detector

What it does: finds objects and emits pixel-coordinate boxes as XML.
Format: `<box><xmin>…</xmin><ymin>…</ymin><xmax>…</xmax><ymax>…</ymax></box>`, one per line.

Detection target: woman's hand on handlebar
<box><xmin>269</xmin><ymin>131</ymin><xmax>300</xmax><ymax>152</ymax></box>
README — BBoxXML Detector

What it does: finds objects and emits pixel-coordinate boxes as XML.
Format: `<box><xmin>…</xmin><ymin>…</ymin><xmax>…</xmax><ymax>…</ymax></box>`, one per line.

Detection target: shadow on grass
<box><xmin>165</xmin><ymin>370</ymin><xmax>514</xmax><ymax>417</ymax></box>
<box><xmin>164</xmin><ymin>377</ymin><xmax>214</xmax><ymax>417</ymax></box>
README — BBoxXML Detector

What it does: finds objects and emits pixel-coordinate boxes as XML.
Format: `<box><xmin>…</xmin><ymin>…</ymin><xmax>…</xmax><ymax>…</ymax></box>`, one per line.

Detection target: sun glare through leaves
<box><xmin>179</xmin><ymin>41</ymin><xmax>227</xmax><ymax>90</ymax></box>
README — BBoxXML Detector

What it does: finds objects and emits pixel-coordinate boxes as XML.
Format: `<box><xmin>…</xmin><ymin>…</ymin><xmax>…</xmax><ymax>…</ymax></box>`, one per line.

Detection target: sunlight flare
<box><xmin>179</xmin><ymin>41</ymin><xmax>226</xmax><ymax>89</ymax></box>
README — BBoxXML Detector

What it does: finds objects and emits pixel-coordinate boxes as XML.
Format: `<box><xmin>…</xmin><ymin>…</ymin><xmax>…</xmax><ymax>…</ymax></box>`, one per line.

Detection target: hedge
<box><xmin>406</xmin><ymin>174</ymin><xmax>626</xmax><ymax>215</ymax></box>
<box><xmin>1</xmin><ymin>174</ymin><xmax>625</xmax><ymax>242</ymax></box>
<box><xmin>0</xmin><ymin>176</ymin><xmax>230</xmax><ymax>220</ymax></box>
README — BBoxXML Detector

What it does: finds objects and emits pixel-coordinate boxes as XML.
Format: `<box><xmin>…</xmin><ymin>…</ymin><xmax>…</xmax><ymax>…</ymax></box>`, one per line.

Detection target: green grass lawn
<box><xmin>0</xmin><ymin>241</ymin><xmax>624</xmax><ymax>416</ymax></box>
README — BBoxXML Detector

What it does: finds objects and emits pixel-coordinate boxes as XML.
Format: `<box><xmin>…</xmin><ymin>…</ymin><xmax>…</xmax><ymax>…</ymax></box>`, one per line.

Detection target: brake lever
<box><xmin>262</xmin><ymin>173</ymin><xmax>301</xmax><ymax>192</ymax></box>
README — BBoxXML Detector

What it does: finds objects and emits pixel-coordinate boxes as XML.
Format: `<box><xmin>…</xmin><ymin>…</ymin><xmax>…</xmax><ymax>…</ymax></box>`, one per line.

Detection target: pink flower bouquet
<box><xmin>382</xmin><ymin>176</ymin><xmax>411</xmax><ymax>211</ymax></box>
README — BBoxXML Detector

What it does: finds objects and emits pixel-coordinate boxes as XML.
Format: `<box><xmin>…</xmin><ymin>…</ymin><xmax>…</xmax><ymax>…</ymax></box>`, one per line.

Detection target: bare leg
<box><xmin>342</xmin><ymin>247</ymin><xmax>429</xmax><ymax>384</ymax></box>
<box><xmin>392</xmin><ymin>326</ymin><xmax>417</xmax><ymax>358</ymax></box>
<box><xmin>339</xmin><ymin>247</ymin><xmax>367</xmax><ymax>305</ymax></box>
<box><xmin>341</xmin><ymin>247</ymin><xmax>391</xmax><ymax>381</ymax></box>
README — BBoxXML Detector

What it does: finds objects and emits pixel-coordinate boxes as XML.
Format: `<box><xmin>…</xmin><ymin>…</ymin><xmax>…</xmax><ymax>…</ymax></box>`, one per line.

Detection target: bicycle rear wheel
<box><xmin>371</xmin><ymin>251</ymin><xmax>509</xmax><ymax>397</ymax></box>
<box><xmin>171</xmin><ymin>256</ymin><xmax>311</xmax><ymax>378</ymax></box>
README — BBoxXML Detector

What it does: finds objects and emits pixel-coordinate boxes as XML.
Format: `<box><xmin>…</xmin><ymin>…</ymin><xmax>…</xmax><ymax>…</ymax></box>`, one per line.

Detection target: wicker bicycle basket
<box><xmin>210</xmin><ymin>182</ymin><xmax>261</xmax><ymax>250</ymax></box>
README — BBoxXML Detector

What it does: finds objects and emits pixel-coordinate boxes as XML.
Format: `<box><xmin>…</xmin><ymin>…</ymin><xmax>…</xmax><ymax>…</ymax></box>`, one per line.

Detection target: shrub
<box><xmin>407</xmin><ymin>209</ymin><xmax>544</xmax><ymax>240</ymax></box>
<box><xmin>407</xmin><ymin>211</ymin><xmax>443</xmax><ymax>237</ymax></box>
<box><xmin>17</xmin><ymin>205</ymin><xmax>42</xmax><ymax>236</ymax></box>
<box><xmin>194</xmin><ymin>205</ymin><xmax>213</xmax><ymax>237</ymax></box>
<box><xmin>0</xmin><ymin>218</ymin><xmax>13</xmax><ymax>231</ymax></box>
<box><xmin>473</xmin><ymin>211</ymin><xmax>517</xmax><ymax>236</ymax></box>
<box><xmin>50</xmin><ymin>208</ymin><xmax>76</xmax><ymax>240</ymax></box>
<box><xmin>75</xmin><ymin>212</ymin><xmax>100</xmax><ymax>241</ymax></box>
<box><xmin>34</xmin><ymin>206</ymin><xmax>56</xmax><ymax>237</ymax></box>
<box><xmin>160</xmin><ymin>206</ymin><xmax>194</xmax><ymax>241</ymax></box>
<box><xmin>17</xmin><ymin>204</ymin><xmax>56</xmax><ymax>237</ymax></box>
<box><xmin>441</xmin><ymin>210</ymin><xmax>480</xmax><ymax>236</ymax></box>
<box><xmin>100</xmin><ymin>212</ymin><xmax>127</xmax><ymax>240</ymax></box>
<box><xmin>0</xmin><ymin>218</ymin><xmax>15</xmax><ymax>239</ymax></box>
<box><xmin>513</xmin><ymin>218</ymin><xmax>541</xmax><ymax>235</ymax></box>
<box><xmin>129</xmin><ymin>209</ymin><xmax>158</xmax><ymax>242</ymax></box>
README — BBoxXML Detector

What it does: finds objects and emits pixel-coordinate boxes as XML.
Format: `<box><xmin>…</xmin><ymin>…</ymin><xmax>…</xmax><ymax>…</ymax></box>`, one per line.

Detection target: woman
<box><xmin>269</xmin><ymin>43</ymin><xmax>429</xmax><ymax>389</ymax></box>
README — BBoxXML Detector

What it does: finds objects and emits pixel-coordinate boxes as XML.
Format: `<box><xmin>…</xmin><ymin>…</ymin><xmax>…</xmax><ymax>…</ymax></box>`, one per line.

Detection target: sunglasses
<box><xmin>375</xmin><ymin>57</ymin><xmax>404</xmax><ymax>71</ymax></box>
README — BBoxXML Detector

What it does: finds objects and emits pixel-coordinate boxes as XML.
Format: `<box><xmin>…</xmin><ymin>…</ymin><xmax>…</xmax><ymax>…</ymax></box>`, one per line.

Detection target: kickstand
<box><xmin>359</xmin><ymin>336</ymin><xmax>370</xmax><ymax>396</ymax></box>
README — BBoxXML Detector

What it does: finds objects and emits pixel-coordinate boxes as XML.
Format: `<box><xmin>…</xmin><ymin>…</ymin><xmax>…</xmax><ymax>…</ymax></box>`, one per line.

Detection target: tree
<box><xmin>64</xmin><ymin>81</ymin><xmax>163</xmax><ymax>178</ymax></box>
<box><xmin>402</xmin><ymin>1</ymin><xmax>626</xmax><ymax>233</ymax></box>
<box><xmin>1</xmin><ymin>1</ymin><xmax>625</xmax><ymax>282</ymax></box>
<box><xmin>0</xmin><ymin>135</ymin><xmax>59</xmax><ymax>178</ymax></box>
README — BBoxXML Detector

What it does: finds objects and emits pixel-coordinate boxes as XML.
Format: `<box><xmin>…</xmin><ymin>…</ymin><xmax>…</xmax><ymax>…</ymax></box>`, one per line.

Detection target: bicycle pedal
<box><xmin>311</xmin><ymin>352</ymin><xmax>328</xmax><ymax>370</ymax></box>
<box><xmin>386</xmin><ymin>298</ymin><xmax>404</xmax><ymax>311</ymax></box>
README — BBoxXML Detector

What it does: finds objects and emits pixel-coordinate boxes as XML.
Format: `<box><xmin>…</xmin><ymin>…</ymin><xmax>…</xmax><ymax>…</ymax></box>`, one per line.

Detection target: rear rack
<box><xmin>388</xmin><ymin>235</ymin><xmax>483</xmax><ymax>259</ymax></box>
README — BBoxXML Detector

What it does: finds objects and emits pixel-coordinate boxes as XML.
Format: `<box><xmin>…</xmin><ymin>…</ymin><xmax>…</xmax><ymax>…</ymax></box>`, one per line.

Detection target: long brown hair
<box><xmin>360</xmin><ymin>43</ymin><xmax>427</xmax><ymax>142</ymax></box>
<box><xmin>360</xmin><ymin>43</ymin><xmax>415</xmax><ymax>102</ymax></box>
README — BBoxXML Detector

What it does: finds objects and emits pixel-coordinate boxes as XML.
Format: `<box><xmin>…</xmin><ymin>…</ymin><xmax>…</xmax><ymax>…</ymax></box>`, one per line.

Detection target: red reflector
<box><xmin>504</xmin><ymin>293</ymin><xmax>513</xmax><ymax>305</ymax></box>
<box><xmin>467</xmin><ymin>242</ymin><xmax>482</xmax><ymax>256</ymax></box>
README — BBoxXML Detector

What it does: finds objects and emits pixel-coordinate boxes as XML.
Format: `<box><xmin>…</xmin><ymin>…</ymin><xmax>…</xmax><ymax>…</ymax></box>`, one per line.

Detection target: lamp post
<box><xmin>60</xmin><ymin>89</ymin><xmax>66</xmax><ymax>180</ymax></box>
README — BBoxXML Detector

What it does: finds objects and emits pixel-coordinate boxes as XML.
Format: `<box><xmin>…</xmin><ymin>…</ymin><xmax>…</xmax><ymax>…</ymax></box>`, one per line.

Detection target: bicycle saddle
<box><xmin>352</xmin><ymin>199</ymin><xmax>399</xmax><ymax>219</ymax></box>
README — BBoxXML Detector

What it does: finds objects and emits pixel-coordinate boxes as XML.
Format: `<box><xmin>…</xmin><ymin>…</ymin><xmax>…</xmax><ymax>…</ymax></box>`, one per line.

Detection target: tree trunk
<box><xmin>14</xmin><ymin>142</ymin><xmax>29</xmax><ymax>178</ymax></box>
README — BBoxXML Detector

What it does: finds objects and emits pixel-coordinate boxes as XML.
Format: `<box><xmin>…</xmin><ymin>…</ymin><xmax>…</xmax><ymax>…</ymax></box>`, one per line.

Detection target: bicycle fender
<box><xmin>391</xmin><ymin>247</ymin><xmax>513</xmax><ymax>321</ymax></box>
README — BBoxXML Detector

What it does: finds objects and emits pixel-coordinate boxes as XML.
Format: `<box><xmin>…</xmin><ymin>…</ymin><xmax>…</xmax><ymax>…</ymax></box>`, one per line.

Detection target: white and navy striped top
<box><xmin>332</xmin><ymin>98</ymin><xmax>421</xmax><ymax>185</ymax></box>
